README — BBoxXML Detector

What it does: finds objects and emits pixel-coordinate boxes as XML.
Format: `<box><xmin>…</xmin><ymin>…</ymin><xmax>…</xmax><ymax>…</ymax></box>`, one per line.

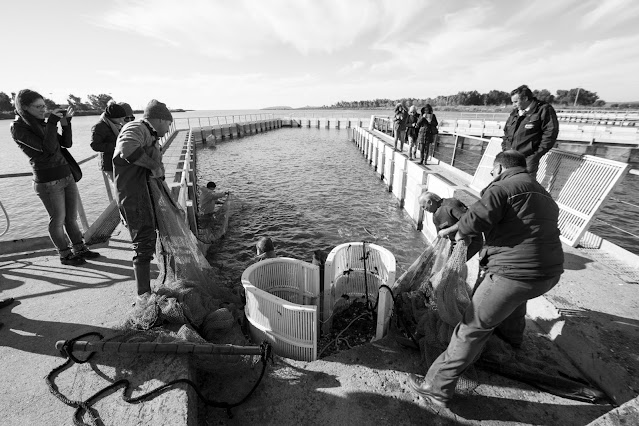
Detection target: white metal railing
<box><xmin>172</xmin><ymin>114</ymin><xmax>274</xmax><ymax>130</ymax></box>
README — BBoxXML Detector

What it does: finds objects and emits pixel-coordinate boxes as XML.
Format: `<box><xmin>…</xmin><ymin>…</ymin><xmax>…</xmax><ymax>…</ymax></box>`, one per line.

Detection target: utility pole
<box><xmin>573</xmin><ymin>87</ymin><xmax>581</xmax><ymax>107</ymax></box>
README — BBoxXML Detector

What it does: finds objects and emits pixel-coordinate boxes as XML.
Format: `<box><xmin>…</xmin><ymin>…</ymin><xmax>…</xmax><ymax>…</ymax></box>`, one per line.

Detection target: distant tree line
<box><xmin>0</xmin><ymin>92</ymin><xmax>116</xmax><ymax>113</ymax></box>
<box><xmin>329</xmin><ymin>87</ymin><xmax>635</xmax><ymax>109</ymax></box>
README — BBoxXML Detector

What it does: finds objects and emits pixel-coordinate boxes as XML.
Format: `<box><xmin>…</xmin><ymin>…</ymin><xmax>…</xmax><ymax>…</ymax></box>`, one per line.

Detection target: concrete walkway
<box><xmin>1</xmin><ymin>222</ymin><xmax>638</xmax><ymax>425</ymax></box>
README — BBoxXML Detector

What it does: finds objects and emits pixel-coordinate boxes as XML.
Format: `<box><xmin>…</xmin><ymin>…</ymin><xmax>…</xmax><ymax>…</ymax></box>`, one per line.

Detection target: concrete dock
<box><xmin>1</xmin><ymin>122</ymin><xmax>638</xmax><ymax>425</ymax></box>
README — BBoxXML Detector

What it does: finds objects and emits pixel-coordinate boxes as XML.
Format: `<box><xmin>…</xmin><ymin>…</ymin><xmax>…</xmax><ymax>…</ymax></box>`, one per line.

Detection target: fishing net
<box><xmin>107</xmin><ymin>179</ymin><xmax>251</xmax><ymax>371</ymax></box>
<box><xmin>395</xmin><ymin>240</ymin><xmax>607</xmax><ymax>402</ymax></box>
<box><xmin>394</xmin><ymin>239</ymin><xmax>479</xmax><ymax>393</ymax></box>
<box><xmin>197</xmin><ymin>193</ymin><xmax>238</xmax><ymax>245</ymax></box>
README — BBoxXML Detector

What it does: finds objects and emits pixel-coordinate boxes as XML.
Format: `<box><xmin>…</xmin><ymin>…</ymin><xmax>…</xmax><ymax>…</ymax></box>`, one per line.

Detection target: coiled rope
<box><xmin>47</xmin><ymin>332</ymin><xmax>272</xmax><ymax>425</ymax></box>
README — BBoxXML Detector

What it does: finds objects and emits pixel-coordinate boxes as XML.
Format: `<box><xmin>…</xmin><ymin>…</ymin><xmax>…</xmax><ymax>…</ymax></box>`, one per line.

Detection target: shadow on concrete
<box><xmin>0</xmin><ymin>301</ymin><xmax>115</xmax><ymax>357</ymax></box>
<box><xmin>450</xmin><ymin>393</ymin><xmax>609</xmax><ymax>423</ymax></box>
<box><xmin>563</xmin><ymin>252</ymin><xmax>593</xmax><ymax>271</ymax></box>
<box><xmin>0</xmin><ymin>256</ymin><xmax>159</xmax><ymax>302</ymax></box>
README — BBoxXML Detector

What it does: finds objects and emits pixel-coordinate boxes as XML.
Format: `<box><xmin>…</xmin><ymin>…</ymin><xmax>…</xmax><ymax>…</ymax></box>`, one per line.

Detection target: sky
<box><xmin>2</xmin><ymin>0</ymin><xmax>638</xmax><ymax>110</ymax></box>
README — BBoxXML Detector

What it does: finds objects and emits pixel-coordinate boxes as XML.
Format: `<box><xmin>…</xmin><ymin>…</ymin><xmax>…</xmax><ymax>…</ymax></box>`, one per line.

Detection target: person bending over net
<box><xmin>418</xmin><ymin>192</ymin><xmax>483</xmax><ymax>260</ymax></box>
<box><xmin>408</xmin><ymin>150</ymin><xmax>564</xmax><ymax>408</ymax></box>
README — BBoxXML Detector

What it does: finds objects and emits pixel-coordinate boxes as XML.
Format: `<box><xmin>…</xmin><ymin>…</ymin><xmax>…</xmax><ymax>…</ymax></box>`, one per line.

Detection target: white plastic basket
<box><xmin>322</xmin><ymin>242</ymin><xmax>396</xmax><ymax>340</ymax></box>
<box><xmin>241</xmin><ymin>257</ymin><xmax>320</xmax><ymax>361</ymax></box>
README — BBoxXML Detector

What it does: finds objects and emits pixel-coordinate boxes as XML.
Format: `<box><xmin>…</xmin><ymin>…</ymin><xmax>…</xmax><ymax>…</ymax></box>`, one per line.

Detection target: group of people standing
<box><xmin>393</xmin><ymin>103</ymin><xmax>439</xmax><ymax>165</ymax></box>
<box><xmin>10</xmin><ymin>89</ymin><xmax>174</xmax><ymax>305</ymax></box>
<box><xmin>408</xmin><ymin>84</ymin><xmax>562</xmax><ymax>408</ymax></box>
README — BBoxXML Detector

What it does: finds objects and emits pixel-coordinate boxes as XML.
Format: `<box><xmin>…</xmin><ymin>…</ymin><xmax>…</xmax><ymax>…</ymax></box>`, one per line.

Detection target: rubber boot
<box><xmin>133</xmin><ymin>262</ymin><xmax>152</xmax><ymax>296</ymax></box>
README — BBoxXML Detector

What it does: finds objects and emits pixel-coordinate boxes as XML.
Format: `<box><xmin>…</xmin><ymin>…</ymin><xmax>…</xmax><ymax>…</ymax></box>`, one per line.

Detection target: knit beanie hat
<box><xmin>143</xmin><ymin>99</ymin><xmax>173</xmax><ymax>121</ymax></box>
<box><xmin>105</xmin><ymin>102</ymin><xmax>127</xmax><ymax>119</ymax></box>
<box><xmin>118</xmin><ymin>102</ymin><xmax>135</xmax><ymax>119</ymax></box>
<box><xmin>14</xmin><ymin>89</ymin><xmax>44</xmax><ymax>115</ymax></box>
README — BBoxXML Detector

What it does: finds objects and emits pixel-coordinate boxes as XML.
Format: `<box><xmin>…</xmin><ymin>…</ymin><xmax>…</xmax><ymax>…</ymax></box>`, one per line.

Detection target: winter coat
<box><xmin>457</xmin><ymin>167</ymin><xmax>564</xmax><ymax>280</ymax></box>
<box><xmin>502</xmin><ymin>98</ymin><xmax>559</xmax><ymax>157</ymax></box>
<box><xmin>11</xmin><ymin>113</ymin><xmax>73</xmax><ymax>183</ymax></box>
<box><xmin>90</xmin><ymin>119</ymin><xmax>120</xmax><ymax>172</ymax></box>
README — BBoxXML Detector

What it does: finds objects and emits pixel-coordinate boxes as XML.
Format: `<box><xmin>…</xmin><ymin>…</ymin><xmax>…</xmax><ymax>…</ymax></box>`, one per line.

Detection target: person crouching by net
<box><xmin>113</xmin><ymin>100</ymin><xmax>173</xmax><ymax>305</ymax></box>
<box><xmin>408</xmin><ymin>150</ymin><xmax>564</xmax><ymax>408</ymax></box>
<box><xmin>200</xmin><ymin>181</ymin><xmax>228</xmax><ymax>215</ymax></box>
<box><xmin>418</xmin><ymin>192</ymin><xmax>483</xmax><ymax>260</ymax></box>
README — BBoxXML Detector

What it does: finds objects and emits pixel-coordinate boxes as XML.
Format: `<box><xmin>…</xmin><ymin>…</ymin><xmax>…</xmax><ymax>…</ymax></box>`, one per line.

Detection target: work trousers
<box><xmin>424</xmin><ymin>272</ymin><xmax>561</xmax><ymax>399</ymax></box>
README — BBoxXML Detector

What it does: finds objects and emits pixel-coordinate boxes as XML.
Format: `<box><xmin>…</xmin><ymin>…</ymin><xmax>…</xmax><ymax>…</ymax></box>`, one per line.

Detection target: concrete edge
<box><xmin>587</xmin><ymin>395</ymin><xmax>639</xmax><ymax>425</ymax></box>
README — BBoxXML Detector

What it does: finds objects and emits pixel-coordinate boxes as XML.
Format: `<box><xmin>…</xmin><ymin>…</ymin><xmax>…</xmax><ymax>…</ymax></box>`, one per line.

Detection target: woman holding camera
<box><xmin>10</xmin><ymin>89</ymin><xmax>100</xmax><ymax>266</ymax></box>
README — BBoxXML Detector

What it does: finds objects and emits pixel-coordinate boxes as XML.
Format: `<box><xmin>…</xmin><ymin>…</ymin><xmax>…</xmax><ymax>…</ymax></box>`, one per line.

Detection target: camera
<box><xmin>60</xmin><ymin>110</ymin><xmax>67</xmax><ymax>117</ymax></box>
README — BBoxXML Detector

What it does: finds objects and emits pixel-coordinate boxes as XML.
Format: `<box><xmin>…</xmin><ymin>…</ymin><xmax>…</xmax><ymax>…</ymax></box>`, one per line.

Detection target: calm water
<box><xmin>1</xmin><ymin>109</ymin><xmax>638</xmax><ymax>256</ymax></box>
<box><xmin>197</xmin><ymin>127</ymin><xmax>429</xmax><ymax>280</ymax></box>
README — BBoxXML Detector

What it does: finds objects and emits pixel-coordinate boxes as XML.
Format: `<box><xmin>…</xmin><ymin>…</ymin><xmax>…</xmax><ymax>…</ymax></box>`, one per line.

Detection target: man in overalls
<box><xmin>113</xmin><ymin>100</ymin><xmax>173</xmax><ymax>305</ymax></box>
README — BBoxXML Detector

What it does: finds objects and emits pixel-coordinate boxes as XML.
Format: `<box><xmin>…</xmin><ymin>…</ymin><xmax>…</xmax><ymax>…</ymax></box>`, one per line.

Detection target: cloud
<box><xmin>579</xmin><ymin>0</ymin><xmax>639</xmax><ymax>30</ymax></box>
<box><xmin>337</xmin><ymin>61</ymin><xmax>366</xmax><ymax>76</ymax></box>
<box><xmin>97</xmin><ymin>0</ymin><xmax>425</xmax><ymax>59</ymax></box>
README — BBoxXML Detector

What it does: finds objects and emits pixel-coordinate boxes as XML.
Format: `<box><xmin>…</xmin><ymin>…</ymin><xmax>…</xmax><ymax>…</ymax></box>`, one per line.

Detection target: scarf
<box><xmin>100</xmin><ymin>112</ymin><xmax>122</xmax><ymax>137</ymax></box>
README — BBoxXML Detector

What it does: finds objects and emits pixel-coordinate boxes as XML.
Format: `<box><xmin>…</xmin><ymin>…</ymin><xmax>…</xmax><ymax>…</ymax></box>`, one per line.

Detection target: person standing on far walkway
<box><xmin>416</xmin><ymin>104</ymin><xmax>438</xmax><ymax>165</ymax></box>
<box><xmin>113</xmin><ymin>99</ymin><xmax>173</xmax><ymax>305</ymax></box>
<box><xmin>501</xmin><ymin>85</ymin><xmax>559</xmax><ymax>178</ymax></box>
<box><xmin>408</xmin><ymin>150</ymin><xmax>564</xmax><ymax>408</ymax></box>
<box><xmin>406</xmin><ymin>105</ymin><xmax>420</xmax><ymax>160</ymax></box>
<box><xmin>392</xmin><ymin>103</ymin><xmax>407</xmax><ymax>152</ymax></box>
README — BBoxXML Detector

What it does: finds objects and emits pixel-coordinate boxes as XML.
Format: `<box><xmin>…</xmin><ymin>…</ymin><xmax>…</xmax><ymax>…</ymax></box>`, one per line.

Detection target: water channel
<box><xmin>196</xmin><ymin>127</ymin><xmax>429</xmax><ymax>284</ymax></box>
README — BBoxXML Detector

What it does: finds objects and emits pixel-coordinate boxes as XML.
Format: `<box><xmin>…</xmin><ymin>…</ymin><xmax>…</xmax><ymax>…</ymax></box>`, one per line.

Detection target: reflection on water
<box><xmin>197</xmin><ymin>128</ymin><xmax>429</xmax><ymax>286</ymax></box>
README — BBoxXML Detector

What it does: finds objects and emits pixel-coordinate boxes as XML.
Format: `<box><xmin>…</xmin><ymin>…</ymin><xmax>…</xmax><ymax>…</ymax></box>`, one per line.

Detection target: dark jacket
<box><xmin>10</xmin><ymin>114</ymin><xmax>73</xmax><ymax>183</ymax></box>
<box><xmin>457</xmin><ymin>167</ymin><xmax>564</xmax><ymax>280</ymax></box>
<box><xmin>502</xmin><ymin>98</ymin><xmax>559</xmax><ymax>157</ymax></box>
<box><xmin>393</xmin><ymin>108</ymin><xmax>407</xmax><ymax>130</ymax></box>
<box><xmin>406</xmin><ymin>112</ymin><xmax>420</xmax><ymax>139</ymax></box>
<box><xmin>417</xmin><ymin>114</ymin><xmax>438</xmax><ymax>144</ymax></box>
<box><xmin>91</xmin><ymin>119</ymin><xmax>118</xmax><ymax>172</ymax></box>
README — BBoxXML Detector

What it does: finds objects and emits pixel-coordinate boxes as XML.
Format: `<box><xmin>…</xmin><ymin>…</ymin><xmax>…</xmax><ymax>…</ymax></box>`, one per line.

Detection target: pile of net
<box><xmin>393</xmin><ymin>238</ymin><xmax>479</xmax><ymax>393</ymax></box>
<box><xmin>393</xmin><ymin>238</ymin><xmax>607</xmax><ymax>403</ymax></box>
<box><xmin>109</xmin><ymin>179</ymin><xmax>253</xmax><ymax>371</ymax></box>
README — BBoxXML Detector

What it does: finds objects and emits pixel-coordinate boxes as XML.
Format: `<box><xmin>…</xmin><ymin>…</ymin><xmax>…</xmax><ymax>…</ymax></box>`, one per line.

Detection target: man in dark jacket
<box><xmin>502</xmin><ymin>85</ymin><xmax>559</xmax><ymax>178</ymax></box>
<box><xmin>113</xmin><ymin>99</ymin><xmax>172</xmax><ymax>305</ymax></box>
<box><xmin>409</xmin><ymin>150</ymin><xmax>564</xmax><ymax>407</ymax></box>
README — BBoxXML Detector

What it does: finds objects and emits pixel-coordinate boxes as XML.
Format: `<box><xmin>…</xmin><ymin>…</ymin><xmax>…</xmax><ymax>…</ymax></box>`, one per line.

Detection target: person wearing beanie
<box><xmin>113</xmin><ymin>99</ymin><xmax>173</xmax><ymax>303</ymax></box>
<box><xmin>10</xmin><ymin>89</ymin><xmax>100</xmax><ymax>266</ymax></box>
<box><xmin>90</xmin><ymin>100</ymin><xmax>127</xmax><ymax>186</ymax></box>
<box><xmin>118</xmin><ymin>102</ymin><xmax>135</xmax><ymax>122</ymax></box>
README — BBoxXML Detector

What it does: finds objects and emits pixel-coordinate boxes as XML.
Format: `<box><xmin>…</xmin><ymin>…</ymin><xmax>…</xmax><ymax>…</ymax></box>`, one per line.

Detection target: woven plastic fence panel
<box><xmin>537</xmin><ymin>150</ymin><xmax>628</xmax><ymax>247</ymax></box>
<box><xmin>241</xmin><ymin>258</ymin><xmax>320</xmax><ymax>361</ymax></box>
<box><xmin>323</xmin><ymin>242</ymin><xmax>396</xmax><ymax>335</ymax></box>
